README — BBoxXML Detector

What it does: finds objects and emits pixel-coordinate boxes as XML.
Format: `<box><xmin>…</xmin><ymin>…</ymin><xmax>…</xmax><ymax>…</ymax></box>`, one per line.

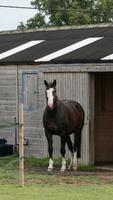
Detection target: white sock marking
<box><xmin>68</xmin><ymin>152</ymin><xmax>74</xmax><ymax>170</ymax></box>
<box><xmin>46</xmin><ymin>88</ymin><xmax>54</xmax><ymax>108</ymax></box>
<box><xmin>73</xmin><ymin>152</ymin><xmax>78</xmax><ymax>171</ymax></box>
<box><xmin>48</xmin><ymin>158</ymin><xmax>54</xmax><ymax>171</ymax></box>
<box><xmin>61</xmin><ymin>157</ymin><xmax>66</xmax><ymax>171</ymax></box>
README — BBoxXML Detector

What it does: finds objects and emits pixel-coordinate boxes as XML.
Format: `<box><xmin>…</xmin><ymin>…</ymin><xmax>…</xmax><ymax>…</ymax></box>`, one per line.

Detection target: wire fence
<box><xmin>0</xmin><ymin>122</ymin><xmax>19</xmax><ymax>129</ymax></box>
<box><xmin>0</xmin><ymin>104</ymin><xmax>24</xmax><ymax>186</ymax></box>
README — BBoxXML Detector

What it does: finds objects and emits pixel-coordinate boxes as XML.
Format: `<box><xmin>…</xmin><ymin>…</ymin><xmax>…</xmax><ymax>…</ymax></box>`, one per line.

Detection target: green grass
<box><xmin>0</xmin><ymin>155</ymin><xmax>96</xmax><ymax>169</ymax></box>
<box><xmin>0</xmin><ymin>184</ymin><xmax>113</xmax><ymax>200</ymax></box>
<box><xmin>0</xmin><ymin>155</ymin><xmax>113</xmax><ymax>200</ymax></box>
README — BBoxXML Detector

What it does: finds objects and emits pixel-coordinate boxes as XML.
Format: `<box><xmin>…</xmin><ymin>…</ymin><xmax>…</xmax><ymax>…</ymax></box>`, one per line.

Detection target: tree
<box><xmin>17</xmin><ymin>22</ymin><xmax>26</xmax><ymax>31</ymax></box>
<box><xmin>25</xmin><ymin>0</ymin><xmax>113</xmax><ymax>29</ymax></box>
<box><xmin>26</xmin><ymin>13</ymin><xmax>45</xmax><ymax>29</ymax></box>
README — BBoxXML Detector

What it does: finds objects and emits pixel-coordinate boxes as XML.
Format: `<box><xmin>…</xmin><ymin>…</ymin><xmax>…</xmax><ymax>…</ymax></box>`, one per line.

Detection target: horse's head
<box><xmin>44</xmin><ymin>80</ymin><xmax>57</xmax><ymax>110</ymax></box>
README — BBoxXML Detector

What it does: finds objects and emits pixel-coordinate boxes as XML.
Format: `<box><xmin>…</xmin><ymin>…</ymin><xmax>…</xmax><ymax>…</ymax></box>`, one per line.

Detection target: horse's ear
<box><xmin>44</xmin><ymin>80</ymin><xmax>48</xmax><ymax>87</ymax></box>
<box><xmin>53</xmin><ymin>80</ymin><xmax>56</xmax><ymax>87</ymax></box>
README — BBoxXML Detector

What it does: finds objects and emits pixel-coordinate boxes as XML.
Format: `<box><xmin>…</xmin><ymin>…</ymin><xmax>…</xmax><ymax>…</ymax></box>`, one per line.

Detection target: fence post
<box><xmin>19</xmin><ymin>104</ymin><xmax>24</xmax><ymax>187</ymax></box>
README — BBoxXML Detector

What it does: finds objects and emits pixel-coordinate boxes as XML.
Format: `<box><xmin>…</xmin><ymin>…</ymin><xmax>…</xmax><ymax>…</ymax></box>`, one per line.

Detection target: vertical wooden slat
<box><xmin>0</xmin><ymin>67</ymin><xmax>17</xmax><ymax>144</ymax></box>
<box><xmin>19</xmin><ymin>104</ymin><xmax>24</xmax><ymax>187</ymax></box>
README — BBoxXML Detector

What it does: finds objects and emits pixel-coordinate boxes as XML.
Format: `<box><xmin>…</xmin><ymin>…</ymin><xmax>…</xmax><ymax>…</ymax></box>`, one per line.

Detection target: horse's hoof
<box><xmin>60</xmin><ymin>169</ymin><xmax>66</xmax><ymax>172</ymax></box>
<box><xmin>47</xmin><ymin>168</ymin><xmax>53</xmax><ymax>172</ymax></box>
<box><xmin>60</xmin><ymin>169</ymin><xmax>66</xmax><ymax>175</ymax></box>
<box><xmin>60</xmin><ymin>167</ymin><xmax>66</xmax><ymax>173</ymax></box>
<box><xmin>73</xmin><ymin>166</ymin><xmax>78</xmax><ymax>171</ymax></box>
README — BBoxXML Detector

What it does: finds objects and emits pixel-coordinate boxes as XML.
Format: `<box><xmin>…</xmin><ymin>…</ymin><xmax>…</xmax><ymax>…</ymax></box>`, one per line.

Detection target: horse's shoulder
<box><xmin>62</xmin><ymin>100</ymin><xmax>84</xmax><ymax>114</ymax></box>
<box><xmin>62</xmin><ymin>99</ymin><xmax>78</xmax><ymax>107</ymax></box>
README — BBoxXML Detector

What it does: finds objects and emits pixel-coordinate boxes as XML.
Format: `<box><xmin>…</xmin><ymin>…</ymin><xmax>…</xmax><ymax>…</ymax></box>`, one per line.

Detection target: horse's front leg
<box><xmin>65</xmin><ymin>135</ymin><xmax>74</xmax><ymax>170</ymax></box>
<box><xmin>60</xmin><ymin>136</ymin><xmax>66</xmax><ymax>172</ymax></box>
<box><xmin>45</xmin><ymin>131</ymin><xmax>54</xmax><ymax>172</ymax></box>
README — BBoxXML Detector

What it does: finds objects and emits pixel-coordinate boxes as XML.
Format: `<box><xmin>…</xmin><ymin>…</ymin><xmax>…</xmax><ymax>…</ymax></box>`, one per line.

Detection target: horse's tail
<box><xmin>74</xmin><ymin>132</ymin><xmax>81</xmax><ymax>158</ymax></box>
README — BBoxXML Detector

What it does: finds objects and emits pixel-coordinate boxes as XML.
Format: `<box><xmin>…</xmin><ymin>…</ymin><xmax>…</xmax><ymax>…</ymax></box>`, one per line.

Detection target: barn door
<box><xmin>95</xmin><ymin>72</ymin><xmax>113</xmax><ymax>163</ymax></box>
<box><xmin>22</xmin><ymin>72</ymin><xmax>40</xmax><ymax>156</ymax></box>
<box><xmin>22</xmin><ymin>72</ymin><xmax>38</xmax><ymax>111</ymax></box>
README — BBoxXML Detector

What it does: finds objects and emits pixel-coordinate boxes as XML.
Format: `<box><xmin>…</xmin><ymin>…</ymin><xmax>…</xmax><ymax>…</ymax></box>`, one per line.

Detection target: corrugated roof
<box><xmin>0</xmin><ymin>26</ymin><xmax>113</xmax><ymax>64</ymax></box>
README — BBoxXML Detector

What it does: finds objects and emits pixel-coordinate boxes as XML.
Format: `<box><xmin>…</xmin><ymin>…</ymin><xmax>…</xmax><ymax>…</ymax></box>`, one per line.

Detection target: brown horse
<box><xmin>43</xmin><ymin>80</ymin><xmax>84</xmax><ymax>172</ymax></box>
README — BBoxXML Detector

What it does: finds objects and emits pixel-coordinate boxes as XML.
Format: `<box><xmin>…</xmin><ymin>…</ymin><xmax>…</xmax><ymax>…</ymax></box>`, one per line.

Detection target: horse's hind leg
<box><xmin>73</xmin><ymin>131</ymin><xmax>82</xmax><ymax>171</ymax></box>
<box><xmin>45</xmin><ymin>131</ymin><xmax>54</xmax><ymax>172</ymax></box>
<box><xmin>76</xmin><ymin>131</ymin><xmax>82</xmax><ymax>159</ymax></box>
<box><xmin>65</xmin><ymin>135</ymin><xmax>74</xmax><ymax>170</ymax></box>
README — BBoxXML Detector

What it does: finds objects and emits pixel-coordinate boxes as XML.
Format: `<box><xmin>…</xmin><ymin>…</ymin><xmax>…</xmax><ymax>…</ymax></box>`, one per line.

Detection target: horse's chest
<box><xmin>43</xmin><ymin>109</ymin><xmax>64</xmax><ymax>134</ymax></box>
<box><xmin>45</xmin><ymin>117</ymin><xmax>61</xmax><ymax>133</ymax></box>
<box><xmin>47</xmin><ymin>122</ymin><xmax>58</xmax><ymax>132</ymax></box>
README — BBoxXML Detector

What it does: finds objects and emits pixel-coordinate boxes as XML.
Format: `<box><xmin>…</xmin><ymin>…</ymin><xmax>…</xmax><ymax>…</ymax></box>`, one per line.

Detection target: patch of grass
<box><xmin>0</xmin><ymin>155</ymin><xmax>96</xmax><ymax>170</ymax></box>
<box><xmin>25</xmin><ymin>156</ymin><xmax>48</xmax><ymax>167</ymax></box>
<box><xmin>0</xmin><ymin>155</ymin><xmax>19</xmax><ymax>168</ymax></box>
<box><xmin>1</xmin><ymin>155</ymin><xmax>113</xmax><ymax>186</ymax></box>
<box><xmin>25</xmin><ymin>156</ymin><xmax>62</xmax><ymax>167</ymax></box>
<box><xmin>78</xmin><ymin>164</ymin><xmax>96</xmax><ymax>171</ymax></box>
<box><xmin>25</xmin><ymin>156</ymin><xmax>96</xmax><ymax>170</ymax></box>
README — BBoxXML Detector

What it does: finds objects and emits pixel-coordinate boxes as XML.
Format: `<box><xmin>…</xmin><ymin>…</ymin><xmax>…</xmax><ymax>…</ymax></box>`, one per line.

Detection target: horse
<box><xmin>43</xmin><ymin>80</ymin><xmax>84</xmax><ymax>172</ymax></box>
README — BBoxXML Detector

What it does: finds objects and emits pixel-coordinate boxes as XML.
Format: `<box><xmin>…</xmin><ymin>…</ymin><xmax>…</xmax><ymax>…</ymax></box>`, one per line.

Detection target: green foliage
<box><xmin>17</xmin><ymin>22</ymin><xmax>26</xmax><ymax>31</ymax></box>
<box><xmin>26</xmin><ymin>13</ymin><xmax>45</xmax><ymax>29</ymax></box>
<box><xmin>23</xmin><ymin>0</ymin><xmax>113</xmax><ymax>30</ymax></box>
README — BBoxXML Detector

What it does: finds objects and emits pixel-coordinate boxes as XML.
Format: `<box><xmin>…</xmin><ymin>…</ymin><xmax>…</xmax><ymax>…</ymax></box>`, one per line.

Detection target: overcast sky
<box><xmin>0</xmin><ymin>0</ymin><xmax>37</xmax><ymax>31</ymax></box>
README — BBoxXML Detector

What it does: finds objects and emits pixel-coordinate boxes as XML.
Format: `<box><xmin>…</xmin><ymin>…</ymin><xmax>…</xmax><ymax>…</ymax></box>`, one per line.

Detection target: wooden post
<box><xmin>19</xmin><ymin>104</ymin><xmax>24</xmax><ymax>187</ymax></box>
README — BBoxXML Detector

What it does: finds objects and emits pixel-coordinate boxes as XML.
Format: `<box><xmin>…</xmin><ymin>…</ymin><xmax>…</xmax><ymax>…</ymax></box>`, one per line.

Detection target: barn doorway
<box><xmin>95</xmin><ymin>72</ymin><xmax>113</xmax><ymax>163</ymax></box>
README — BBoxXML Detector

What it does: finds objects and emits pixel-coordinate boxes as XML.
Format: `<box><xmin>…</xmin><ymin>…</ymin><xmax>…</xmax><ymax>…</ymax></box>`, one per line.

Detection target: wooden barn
<box><xmin>0</xmin><ymin>25</ymin><xmax>113</xmax><ymax>164</ymax></box>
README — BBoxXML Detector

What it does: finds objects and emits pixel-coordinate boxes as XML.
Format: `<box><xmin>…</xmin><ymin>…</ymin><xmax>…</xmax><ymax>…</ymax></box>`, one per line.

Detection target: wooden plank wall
<box><xmin>0</xmin><ymin>66</ymin><xmax>17</xmax><ymax>145</ymax></box>
<box><xmin>43</xmin><ymin>72</ymin><xmax>90</xmax><ymax>164</ymax></box>
<box><xmin>0</xmin><ymin>65</ymin><xmax>92</xmax><ymax>164</ymax></box>
<box><xmin>18</xmin><ymin>67</ymin><xmax>45</xmax><ymax>158</ymax></box>
<box><xmin>0</xmin><ymin>66</ymin><xmax>45</xmax><ymax>158</ymax></box>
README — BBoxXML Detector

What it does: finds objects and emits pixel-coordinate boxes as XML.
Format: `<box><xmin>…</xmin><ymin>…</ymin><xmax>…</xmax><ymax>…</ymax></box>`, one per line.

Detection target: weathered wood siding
<box><xmin>42</xmin><ymin>72</ymin><xmax>91</xmax><ymax>164</ymax></box>
<box><xmin>0</xmin><ymin>65</ymin><xmax>46</xmax><ymax>158</ymax></box>
<box><xmin>18</xmin><ymin>67</ymin><xmax>45</xmax><ymax>158</ymax></box>
<box><xmin>0</xmin><ymin>64</ymin><xmax>96</xmax><ymax>164</ymax></box>
<box><xmin>0</xmin><ymin>66</ymin><xmax>17</xmax><ymax>145</ymax></box>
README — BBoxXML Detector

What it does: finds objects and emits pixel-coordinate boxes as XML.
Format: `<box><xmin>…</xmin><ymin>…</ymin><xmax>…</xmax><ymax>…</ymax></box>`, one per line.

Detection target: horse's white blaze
<box><xmin>46</xmin><ymin>88</ymin><xmax>54</xmax><ymax>108</ymax></box>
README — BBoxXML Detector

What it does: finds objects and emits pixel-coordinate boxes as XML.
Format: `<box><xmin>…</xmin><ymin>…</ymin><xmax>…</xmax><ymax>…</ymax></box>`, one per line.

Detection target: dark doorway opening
<box><xmin>95</xmin><ymin>72</ymin><xmax>113</xmax><ymax>163</ymax></box>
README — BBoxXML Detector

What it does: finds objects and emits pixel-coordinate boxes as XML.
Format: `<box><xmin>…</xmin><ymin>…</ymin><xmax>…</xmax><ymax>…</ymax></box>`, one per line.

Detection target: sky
<box><xmin>0</xmin><ymin>0</ymin><xmax>37</xmax><ymax>31</ymax></box>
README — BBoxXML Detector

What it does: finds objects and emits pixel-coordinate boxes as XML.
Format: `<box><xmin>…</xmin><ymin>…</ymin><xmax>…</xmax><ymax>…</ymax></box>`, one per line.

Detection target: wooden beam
<box><xmin>19</xmin><ymin>104</ymin><xmax>24</xmax><ymax>187</ymax></box>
